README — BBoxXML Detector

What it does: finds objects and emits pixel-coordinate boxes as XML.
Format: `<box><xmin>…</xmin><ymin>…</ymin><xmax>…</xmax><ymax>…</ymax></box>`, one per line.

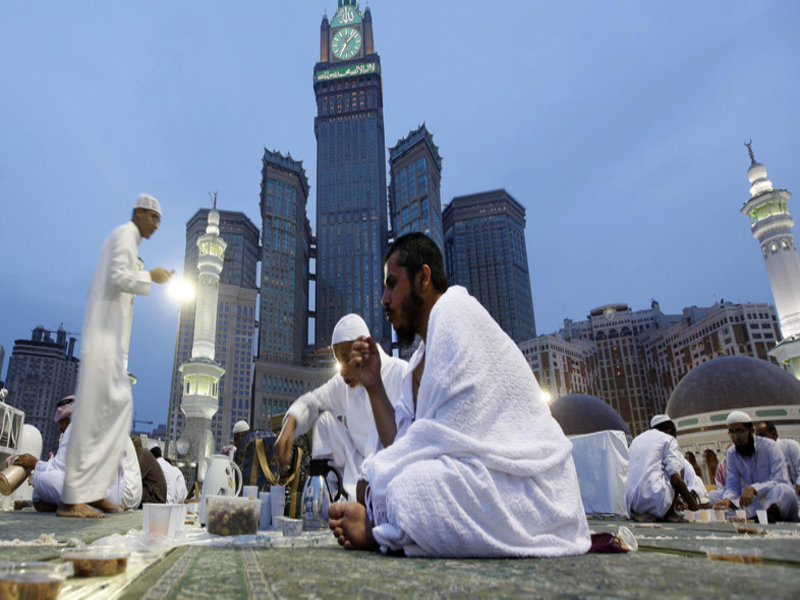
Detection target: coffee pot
<box><xmin>302</xmin><ymin>459</ymin><xmax>343</xmax><ymax>530</ymax></box>
<box><xmin>199</xmin><ymin>454</ymin><xmax>242</xmax><ymax>525</ymax></box>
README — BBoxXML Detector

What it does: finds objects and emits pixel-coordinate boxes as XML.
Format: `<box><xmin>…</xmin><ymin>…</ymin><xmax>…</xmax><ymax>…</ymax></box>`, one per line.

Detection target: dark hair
<box><xmin>653</xmin><ymin>421</ymin><xmax>676</xmax><ymax>437</ymax></box>
<box><xmin>757</xmin><ymin>421</ymin><xmax>777</xmax><ymax>435</ymax></box>
<box><xmin>384</xmin><ymin>233</ymin><xmax>449</xmax><ymax>293</ymax></box>
<box><xmin>150</xmin><ymin>445</ymin><xmax>163</xmax><ymax>459</ymax></box>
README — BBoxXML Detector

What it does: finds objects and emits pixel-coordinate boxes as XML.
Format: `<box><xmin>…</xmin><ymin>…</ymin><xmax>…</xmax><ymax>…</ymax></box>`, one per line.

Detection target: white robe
<box><xmin>285</xmin><ymin>347</ymin><xmax>406</xmax><ymax>499</ymax></box>
<box><xmin>63</xmin><ymin>221</ymin><xmax>152</xmax><ymax>504</ymax></box>
<box><xmin>625</xmin><ymin>429</ymin><xmax>684</xmax><ymax>518</ymax></box>
<box><xmin>121</xmin><ymin>437</ymin><xmax>143</xmax><ymax>510</ymax></box>
<box><xmin>362</xmin><ymin>286</ymin><xmax>590</xmax><ymax>558</ymax></box>
<box><xmin>777</xmin><ymin>438</ymin><xmax>800</xmax><ymax>488</ymax></box>
<box><xmin>682</xmin><ymin>458</ymin><xmax>709</xmax><ymax>504</ymax></box>
<box><xmin>157</xmin><ymin>456</ymin><xmax>188</xmax><ymax>504</ymax></box>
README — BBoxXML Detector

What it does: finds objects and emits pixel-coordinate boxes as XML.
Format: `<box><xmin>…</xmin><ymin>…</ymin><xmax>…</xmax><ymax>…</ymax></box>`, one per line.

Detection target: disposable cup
<box><xmin>259</xmin><ymin>492</ymin><xmax>271</xmax><ymax>530</ymax></box>
<box><xmin>242</xmin><ymin>485</ymin><xmax>258</xmax><ymax>499</ymax></box>
<box><xmin>270</xmin><ymin>485</ymin><xmax>286</xmax><ymax>523</ymax></box>
<box><xmin>713</xmin><ymin>509</ymin><xmax>726</xmax><ymax>522</ymax></box>
<box><xmin>684</xmin><ymin>511</ymin><xmax>696</xmax><ymax>523</ymax></box>
<box><xmin>698</xmin><ymin>509</ymin><xmax>712</xmax><ymax>523</ymax></box>
<box><xmin>143</xmin><ymin>504</ymin><xmax>172</xmax><ymax>538</ymax></box>
<box><xmin>735</xmin><ymin>509</ymin><xmax>747</xmax><ymax>522</ymax></box>
<box><xmin>756</xmin><ymin>509</ymin><xmax>768</xmax><ymax>524</ymax></box>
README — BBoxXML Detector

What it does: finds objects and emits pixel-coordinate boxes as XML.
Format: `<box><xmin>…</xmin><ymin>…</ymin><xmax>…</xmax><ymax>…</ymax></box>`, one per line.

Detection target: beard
<box><xmin>734</xmin><ymin>435</ymin><xmax>756</xmax><ymax>458</ymax></box>
<box><xmin>392</xmin><ymin>287</ymin><xmax>424</xmax><ymax>348</ymax></box>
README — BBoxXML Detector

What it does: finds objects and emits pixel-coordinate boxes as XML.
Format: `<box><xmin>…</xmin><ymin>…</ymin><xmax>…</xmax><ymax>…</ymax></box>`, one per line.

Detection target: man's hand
<box><xmin>349</xmin><ymin>337</ymin><xmax>382</xmax><ymax>392</ymax></box>
<box><xmin>795</xmin><ymin>484</ymin><xmax>800</xmax><ymax>496</ymax></box>
<box><xmin>740</xmin><ymin>485</ymin><xmax>757</xmax><ymax>507</ymax></box>
<box><xmin>274</xmin><ymin>416</ymin><xmax>296</xmax><ymax>470</ymax></box>
<box><xmin>714</xmin><ymin>498</ymin><xmax>732</xmax><ymax>510</ymax></box>
<box><xmin>149</xmin><ymin>267</ymin><xmax>173</xmax><ymax>284</ymax></box>
<box><xmin>12</xmin><ymin>454</ymin><xmax>38</xmax><ymax>471</ymax></box>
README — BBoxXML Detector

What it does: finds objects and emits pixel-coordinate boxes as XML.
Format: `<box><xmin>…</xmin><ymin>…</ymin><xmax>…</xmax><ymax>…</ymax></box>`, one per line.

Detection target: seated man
<box><xmin>132</xmin><ymin>436</ymin><xmax>167</xmax><ymax>506</ymax></box>
<box><xmin>274</xmin><ymin>314</ymin><xmax>406</xmax><ymax>499</ymax></box>
<box><xmin>714</xmin><ymin>411</ymin><xmax>798</xmax><ymax>522</ymax></box>
<box><xmin>681</xmin><ymin>457</ymin><xmax>711</xmax><ymax>508</ymax></box>
<box><xmin>13</xmin><ymin>395</ymin><xmax>136</xmax><ymax>514</ymax></box>
<box><xmin>755</xmin><ymin>421</ymin><xmax>800</xmax><ymax>496</ymax></box>
<box><xmin>329</xmin><ymin>233</ymin><xmax>590</xmax><ymax>557</ymax></box>
<box><xmin>151</xmin><ymin>445</ymin><xmax>187</xmax><ymax>504</ymax></box>
<box><xmin>626</xmin><ymin>415</ymin><xmax>700</xmax><ymax>522</ymax></box>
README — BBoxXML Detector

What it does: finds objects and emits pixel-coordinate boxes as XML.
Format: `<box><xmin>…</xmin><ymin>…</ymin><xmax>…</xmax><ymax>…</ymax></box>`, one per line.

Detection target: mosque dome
<box><xmin>666</xmin><ymin>356</ymin><xmax>800</xmax><ymax>419</ymax></box>
<box><xmin>549</xmin><ymin>393</ymin><xmax>631</xmax><ymax>436</ymax></box>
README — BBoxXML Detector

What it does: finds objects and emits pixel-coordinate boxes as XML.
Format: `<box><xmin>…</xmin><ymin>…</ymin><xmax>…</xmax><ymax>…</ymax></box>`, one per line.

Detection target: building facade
<box><xmin>443</xmin><ymin>189</ymin><xmax>536</xmax><ymax>342</ymax></box>
<box><xmin>4</xmin><ymin>326</ymin><xmax>79</xmax><ymax>455</ymax></box>
<box><xmin>166</xmin><ymin>209</ymin><xmax>259</xmax><ymax>456</ymax></box>
<box><xmin>313</xmin><ymin>0</ymin><xmax>391</xmax><ymax>351</ymax></box>
<box><xmin>388</xmin><ymin>124</ymin><xmax>444</xmax><ymax>252</ymax></box>
<box><xmin>522</xmin><ymin>300</ymin><xmax>780</xmax><ymax>436</ymax></box>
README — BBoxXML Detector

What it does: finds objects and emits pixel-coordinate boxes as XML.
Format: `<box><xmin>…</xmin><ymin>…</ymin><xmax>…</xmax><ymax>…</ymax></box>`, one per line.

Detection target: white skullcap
<box><xmin>331</xmin><ymin>313</ymin><xmax>370</xmax><ymax>345</ymax></box>
<box><xmin>232</xmin><ymin>420</ymin><xmax>250</xmax><ymax>434</ymax></box>
<box><xmin>650</xmin><ymin>414</ymin><xmax>672</xmax><ymax>428</ymax></box>
<box><xmin>134</xmin><ymin>193</ymin><xmax>162</xmax><ymax>216</ymax></box>
<box><xmin>726</xmin><ymin>410</ymin><xmax>752</xmax><ymax>425</ymax></box>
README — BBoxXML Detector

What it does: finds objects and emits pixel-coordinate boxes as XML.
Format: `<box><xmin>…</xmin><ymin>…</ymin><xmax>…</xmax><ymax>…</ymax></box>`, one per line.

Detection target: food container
<box><xmin>703</xmin><ymin>545</ymin><xmax>762</xmax><ymax>564</ymax></box>
<box><xmin>280</xmin><ymin>517</ymin><xmax>303</xmax><ymax>537</ymax></box>
<box><xmin>207</xmin><ymin>496</ymin><xmax>261</xmax><ymax>536</ymax></box>
<box><xmin>61</xmin><ymin>548</ymin><xmax>130</xmax><ymax>577</ymax></box>
<box><xmin>0</xmin><ymin>561</ymin><xmax>73</xmax><ymax>599</ymax></box>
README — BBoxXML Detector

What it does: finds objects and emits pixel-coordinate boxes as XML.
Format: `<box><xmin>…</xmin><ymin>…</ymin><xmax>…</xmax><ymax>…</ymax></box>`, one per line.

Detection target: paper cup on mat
<box><xmin>242</xmin><ymin>485</ymin><xmax>258</xmax><ymax>499</ymax></box>
<box><xmin>259</xmin><ymin>492</ymin><xmax>271</xmax><ymax>530</ymax></box>
<box><xmin>756</xmin><ymin>509</ymin><xmax>768</xmax><ymax>524</ymax></box>
<box><xmin>270</xmin><ymin>485</ymin><xmax>285</xmax><ymax>525</ymax></box>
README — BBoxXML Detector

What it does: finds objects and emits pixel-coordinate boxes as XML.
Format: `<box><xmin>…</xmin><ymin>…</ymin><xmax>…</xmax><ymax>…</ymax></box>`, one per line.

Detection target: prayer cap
<box><xmin>726</xmin><ymin>410</ymin><xmax>752</xmax><ymax>425</ymax></box>
<box><xmin>134</xmin><ymin>193</ymin><xmax>162</xmax><ymax>216</ymax></box>
<box><xmin>232</xmin><ymin>420</ymin><xmax>250</xmax><ymax>434</ymax></box>
<box><xmin>331</xmin><ymin>314</ymin><xmax>370</xmax><ymax>346</ymax></box>
<box><xmin>53</xmin><ymin>395</ymin><xmax>75</xmax><ymax>422</ymax></box>
<box><xmin>650</xmin><ymin>414</ymin><xmax>672</xmax><ymax>428</ymax></box>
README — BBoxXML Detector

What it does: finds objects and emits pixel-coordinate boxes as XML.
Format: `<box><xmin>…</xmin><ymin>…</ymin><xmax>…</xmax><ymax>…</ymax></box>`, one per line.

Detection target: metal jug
<box><xmin>302</xmin><ymin>459</ymin><xmax>343</xmax><ymax>530</ymax></box>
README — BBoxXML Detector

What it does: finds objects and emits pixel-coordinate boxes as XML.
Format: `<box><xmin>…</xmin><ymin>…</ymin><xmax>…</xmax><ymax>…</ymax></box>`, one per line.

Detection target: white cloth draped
<box><xmin>63</xmin><ymin>221</ymin><xmax>151</xmax><ymax>504</ymax></box>
<box><xmin>363</xmin><ymin>286</ymin><xmax>590</xmax><ymax>558</ymax></box>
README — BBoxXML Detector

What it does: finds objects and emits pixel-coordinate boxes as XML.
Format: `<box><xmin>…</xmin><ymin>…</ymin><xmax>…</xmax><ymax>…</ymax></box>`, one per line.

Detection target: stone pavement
<box><xmin>1</xmin><ymin>510</ymin><xmax>799</xmax><ymax>599</ymax></box>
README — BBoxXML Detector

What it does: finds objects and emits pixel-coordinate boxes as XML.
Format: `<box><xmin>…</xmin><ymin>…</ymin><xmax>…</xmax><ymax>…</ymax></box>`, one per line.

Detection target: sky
<box><xmin>2</xmin><ymin>1</ymin><xmax>799</xmax><ymax>428</ymax></box>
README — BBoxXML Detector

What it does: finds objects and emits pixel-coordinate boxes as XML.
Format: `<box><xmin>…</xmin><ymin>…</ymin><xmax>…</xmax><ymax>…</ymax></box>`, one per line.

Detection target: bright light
<box><xmin>541</xmin><ymin>390</ymin><xmax>553</xmax><ymax>404</ymax></box>
<box><xmin>168</xmin><ymin>278</ymin><xmax>196</xmax><ymax>302</ymax></box>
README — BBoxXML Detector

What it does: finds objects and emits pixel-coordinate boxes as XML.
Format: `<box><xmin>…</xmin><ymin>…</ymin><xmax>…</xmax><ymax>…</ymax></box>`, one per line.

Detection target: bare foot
<box><xmin>328</xmin><ymin>501</ymin><xmax>378</xmax><ymax>551</ymax></box>
<box><xmin>32</xmin><ymin>500</ymin><xmax>56</xmax><ymax>512</ymax></box>
<box><xmin>57</xmin><ymin>502</ymin><xmax>104</xmax><ymax>518</ymax></box>
<box><xmin>90</xmin><ymin>498</ymin><xmax>121</xmax><ymax>513</ymax></box>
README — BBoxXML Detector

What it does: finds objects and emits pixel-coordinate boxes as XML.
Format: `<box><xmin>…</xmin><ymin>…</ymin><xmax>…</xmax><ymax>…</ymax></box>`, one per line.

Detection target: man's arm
<box><xmin>351</xmin><ymin>337</ymin><xmax>397</xmax><ymax>448</ymax></box>
<box><xmin>670</xmin><ymin>473</ymin><xmax>700</xmax><ymax>511</ymax></box>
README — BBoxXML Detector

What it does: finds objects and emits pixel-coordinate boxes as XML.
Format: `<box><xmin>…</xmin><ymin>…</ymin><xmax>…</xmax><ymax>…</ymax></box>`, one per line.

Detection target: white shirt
<box><xmin>157</xmin><ymin>456</ymin><xmax>187</xmax><ymax>504</ymax></box>
<box><xmin>777</xmin><ymin>438</ymin><xmax>800</xmax><ymax>487</ymax></box>
<box><xmin>626</xmin><ymin>429</ymin><xmax>684</xmax><ymax>517</ymax></box>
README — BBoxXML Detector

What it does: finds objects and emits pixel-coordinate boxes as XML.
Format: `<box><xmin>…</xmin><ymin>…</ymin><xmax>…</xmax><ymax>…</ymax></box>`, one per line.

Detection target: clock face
<box><xmin>331</xmin><ymin>27</ymin><xmax>362</xmax><ymax>60</ymax></box>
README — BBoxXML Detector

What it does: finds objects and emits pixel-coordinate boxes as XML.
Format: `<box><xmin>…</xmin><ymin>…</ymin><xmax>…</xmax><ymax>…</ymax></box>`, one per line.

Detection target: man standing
<box><xmin>274</xmin><ymin>314</ymin><xmax>405</xmax><ymax>499</ymax></box>
<box><xmin>625</xmin><ymin>415</ymin><xmax>700</xmax><ymax>522</ymax></box>
<box><xmin>329</xmin><ymin>233</ymin><xmax>590</xmax><ymax>557</ymax></box>
<box><xmin>59</xmin><ymin>194</ymin><xmax>171</xmax><ymax>518</ymax></box>
<box><xmin>755</xmin><ymin>421</ymin><xmax>800</xmax><ymax>496</ymax></box>
<box><xmin>714</xmin><ymin>411</ymin><xmax>798</xmax><ymax>522</ymax></box>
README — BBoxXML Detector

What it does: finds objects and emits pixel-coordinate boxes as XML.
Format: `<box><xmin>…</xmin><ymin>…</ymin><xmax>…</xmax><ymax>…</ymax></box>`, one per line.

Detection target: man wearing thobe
<box><xmin>755</xmin><ymin>421</ymin><xmax>800</xmax><ymax>496</ymax></box>
<box><xmin>715</xmin><ymin>411</ymin><xmax>798</xmax><ymax>522</ymax></box>
<box><xmin>151</xmin><ymin>445</ymin><xmax>187</xmax><ymax>504</ymax></box>
<box><xmin>133</xmin><ymin>437</ymin><xmax>167</xmax><ymax>506</ymax></box>
<box><xmin>58</xmin><ymin>194</ymin><xmax>172</xmax><ymax>518</ymax></box>
<box><xmin>329</xmin><ymin>233</ymin><xmax>590</xmax><ymax>557</ymax></box>
<box><xmin>274</xmin><ymin>314</ymin><xmax>406</xmax><ymax>500</ymax></box>
<box><xmin>625</xmin><ymin>415</ymin><xmax>700</xmax><ymax>522</ymax></box>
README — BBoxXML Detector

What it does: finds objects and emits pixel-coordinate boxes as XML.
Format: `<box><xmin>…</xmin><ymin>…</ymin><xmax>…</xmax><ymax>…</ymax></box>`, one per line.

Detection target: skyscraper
<box><xmin>443</xmin><ymin>189</ymin><xmax>536</xmax><ymax>342</ymax></box>
<box><xmin>741</xmin><ymin>142</ymin><xmax>800</xmax><ymax>377</ymax></box>
<box><xmin>313</xmin><ymin>0</ymin><xmax>391</xmax><ymax>350</ymax></box>
<box><xmin>166</xmin><ymin>208</ymin><xmax>259</xmax><ymax>458</ymax></box>
<box><xmin>4</xmin><ymin>326</ymin><xmax>79</xmax><ymax>454</ymax></box>
<box><xmin>388</xmin><ymin>124</ymin><xmax>444</xmax><ymax>252</ymax></box>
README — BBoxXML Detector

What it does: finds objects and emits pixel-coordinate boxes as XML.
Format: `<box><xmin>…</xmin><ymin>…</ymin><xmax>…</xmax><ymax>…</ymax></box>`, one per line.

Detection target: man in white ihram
<box><xmin>274</xmin><ymin>314</ymin><xmax>406</xmax><ymax>500</ymax></box>
<box><xmin>58</xmin><ymin>194</ymin><xmax>171</xmax><ymax>518</ymax></box>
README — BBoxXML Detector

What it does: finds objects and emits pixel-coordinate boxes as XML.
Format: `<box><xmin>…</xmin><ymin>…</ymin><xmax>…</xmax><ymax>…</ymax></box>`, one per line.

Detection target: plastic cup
<box><xmin>242</xmin><ymin>485</ymin><xmax>258</xmax><ymax>499</ymax></box>
<box><xmin>698</xmin><ymin>509</ymin><xmax>712</xmax><ymax>523</ymax></box>
<box><xmin>143</xmin><ymin>504</ymin><xmax>173</xmax><ymax>539</ymax></box>
<box><xmin>756</xmin><ymin>509</ymin><xmax>768</xmax><ymax>524</ymax></box>
<box><xmin>258</xmin><ymin>492</ymin><xmax>271</xmax><ymax>530</ymax></box>
<box><xmin>735</xmin><ymin>509</ymin><xmax>747</xmax><ymax>523</ymax></box>
<box><xmin>713</xmin><ymin>509</ymin><xmax>726</xmax><ymax>522</ymax></box>
<box><xmin>270</xmin><ymin>485</ymin><xmax>285</xmax><ymax>524</ymax></box>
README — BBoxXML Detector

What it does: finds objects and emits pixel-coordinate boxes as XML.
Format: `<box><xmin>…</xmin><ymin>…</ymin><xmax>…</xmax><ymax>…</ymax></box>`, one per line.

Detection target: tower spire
<box><xmin>745</xmin><ymin>139</ymin><xmax>755</xmax><ymax>164</ymax></box>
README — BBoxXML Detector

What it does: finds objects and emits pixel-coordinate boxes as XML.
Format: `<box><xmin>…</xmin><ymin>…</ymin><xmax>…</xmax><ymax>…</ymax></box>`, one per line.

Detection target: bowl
<box><xmin>0</xmin><ymin>561</ymin><xmax>73</xmax><ymax>599</ymax></box>
<box><xmin>61</xmin><ymin>547</ymin><xmax>130</xmax><ymax>577</ymax></box>
<box><xmin>703</xmin><ymin>545</ymin><xmax>762</xmax><ymax>564</ymax></box>
<box><xmin>207</xmin><ymin>496</ymin><xmax>261</xmax><ymax>536</ymax></box>
<box><xmin>280</xmin><ymin>517</ymin><xmax>303</xmax><ymax>537</ymax></box>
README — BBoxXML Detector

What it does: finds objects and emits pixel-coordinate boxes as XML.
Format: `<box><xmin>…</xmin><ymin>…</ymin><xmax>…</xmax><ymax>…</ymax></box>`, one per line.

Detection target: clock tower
<box><xmin>313</xmin><ymin>0</ymin><xmax>391</xmax><ymax>350</ymax></box>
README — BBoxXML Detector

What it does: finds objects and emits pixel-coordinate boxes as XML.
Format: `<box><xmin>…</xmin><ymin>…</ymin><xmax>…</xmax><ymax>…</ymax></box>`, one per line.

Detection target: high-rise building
<box><xmin>741</xmin><ymin>143</ymin><xmax>800</xmax><ymax>377</ymax></box>
<box><xmin>521</xmin><ymin>300</ymin><xmax>780</xmax><ymax>436</ymax></box>
<box><xmin>166</xmin><ymin>208</ymin><xmax>259</xmax><ymax>458</ymax></box>
<box><xmin>443</xmin><ymin>189</ymin><xmax>536</xmax><ymax>342</ymax></box>
<box><xmin>388</xmin><ymin>124</ymin><xmax>444</xmax><ymax>251</ymax></box>
<box><xmin>313</xmin><ymin>0</ymin><xmax>391</xmax><ymax>351</ymax></box>
<box><xmin>4</xmin><ymin>326</ymin><xmax>79</xmax><ymax>455</ymax></box>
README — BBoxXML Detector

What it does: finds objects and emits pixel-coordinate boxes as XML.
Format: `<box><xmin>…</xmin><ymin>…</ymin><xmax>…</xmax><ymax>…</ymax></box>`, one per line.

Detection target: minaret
<box><xmin>178</xmin><ymin>194</ymin><xmax>227</xmax><ymax>480</ymax></box>
<box><xmin>741</xmin><ymin>142</ymin><xmax>800</xmax><ymax>377</ymax></box>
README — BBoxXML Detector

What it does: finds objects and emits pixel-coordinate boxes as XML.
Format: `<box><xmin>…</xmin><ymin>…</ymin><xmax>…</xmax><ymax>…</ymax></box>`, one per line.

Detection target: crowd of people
<box><xmin>10</xmin><ymin>197</ymin><xmax>800</xmax><ymax>559</ymax></box>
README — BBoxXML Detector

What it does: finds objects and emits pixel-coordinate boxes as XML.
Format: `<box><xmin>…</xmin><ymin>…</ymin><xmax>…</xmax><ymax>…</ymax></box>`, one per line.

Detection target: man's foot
<box><xmin>662</xmin><ymin>508</ymin><xmax>688</xmax><ymax>523</ymax></box>
<box><xmin>328</xmin><ymin>501</ymin><xmax>378</xmax><ymax>551</ymax></box>
<box><xmin>90</xmin><ymin>498</ymin><xmax>121</xmax><ymax>513</ymax></box>
<box><xmin>57</xmin><ymin>502</ymin><xmax>104</xmax><ymax>518</ymax></box>
<box><xmin>631</xmin><ymin>511</ymin><xmax>657</xmax><ymax>523</ymax></box>
<box><xmin>31</xmin><ymin>500</ymin><xmax>56</xmax><ymax>512</ymax></box>
<box><xmin>14</xmin><ymin>500</ymin><xmax>33</xmax><ymax>511</ymax></box>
